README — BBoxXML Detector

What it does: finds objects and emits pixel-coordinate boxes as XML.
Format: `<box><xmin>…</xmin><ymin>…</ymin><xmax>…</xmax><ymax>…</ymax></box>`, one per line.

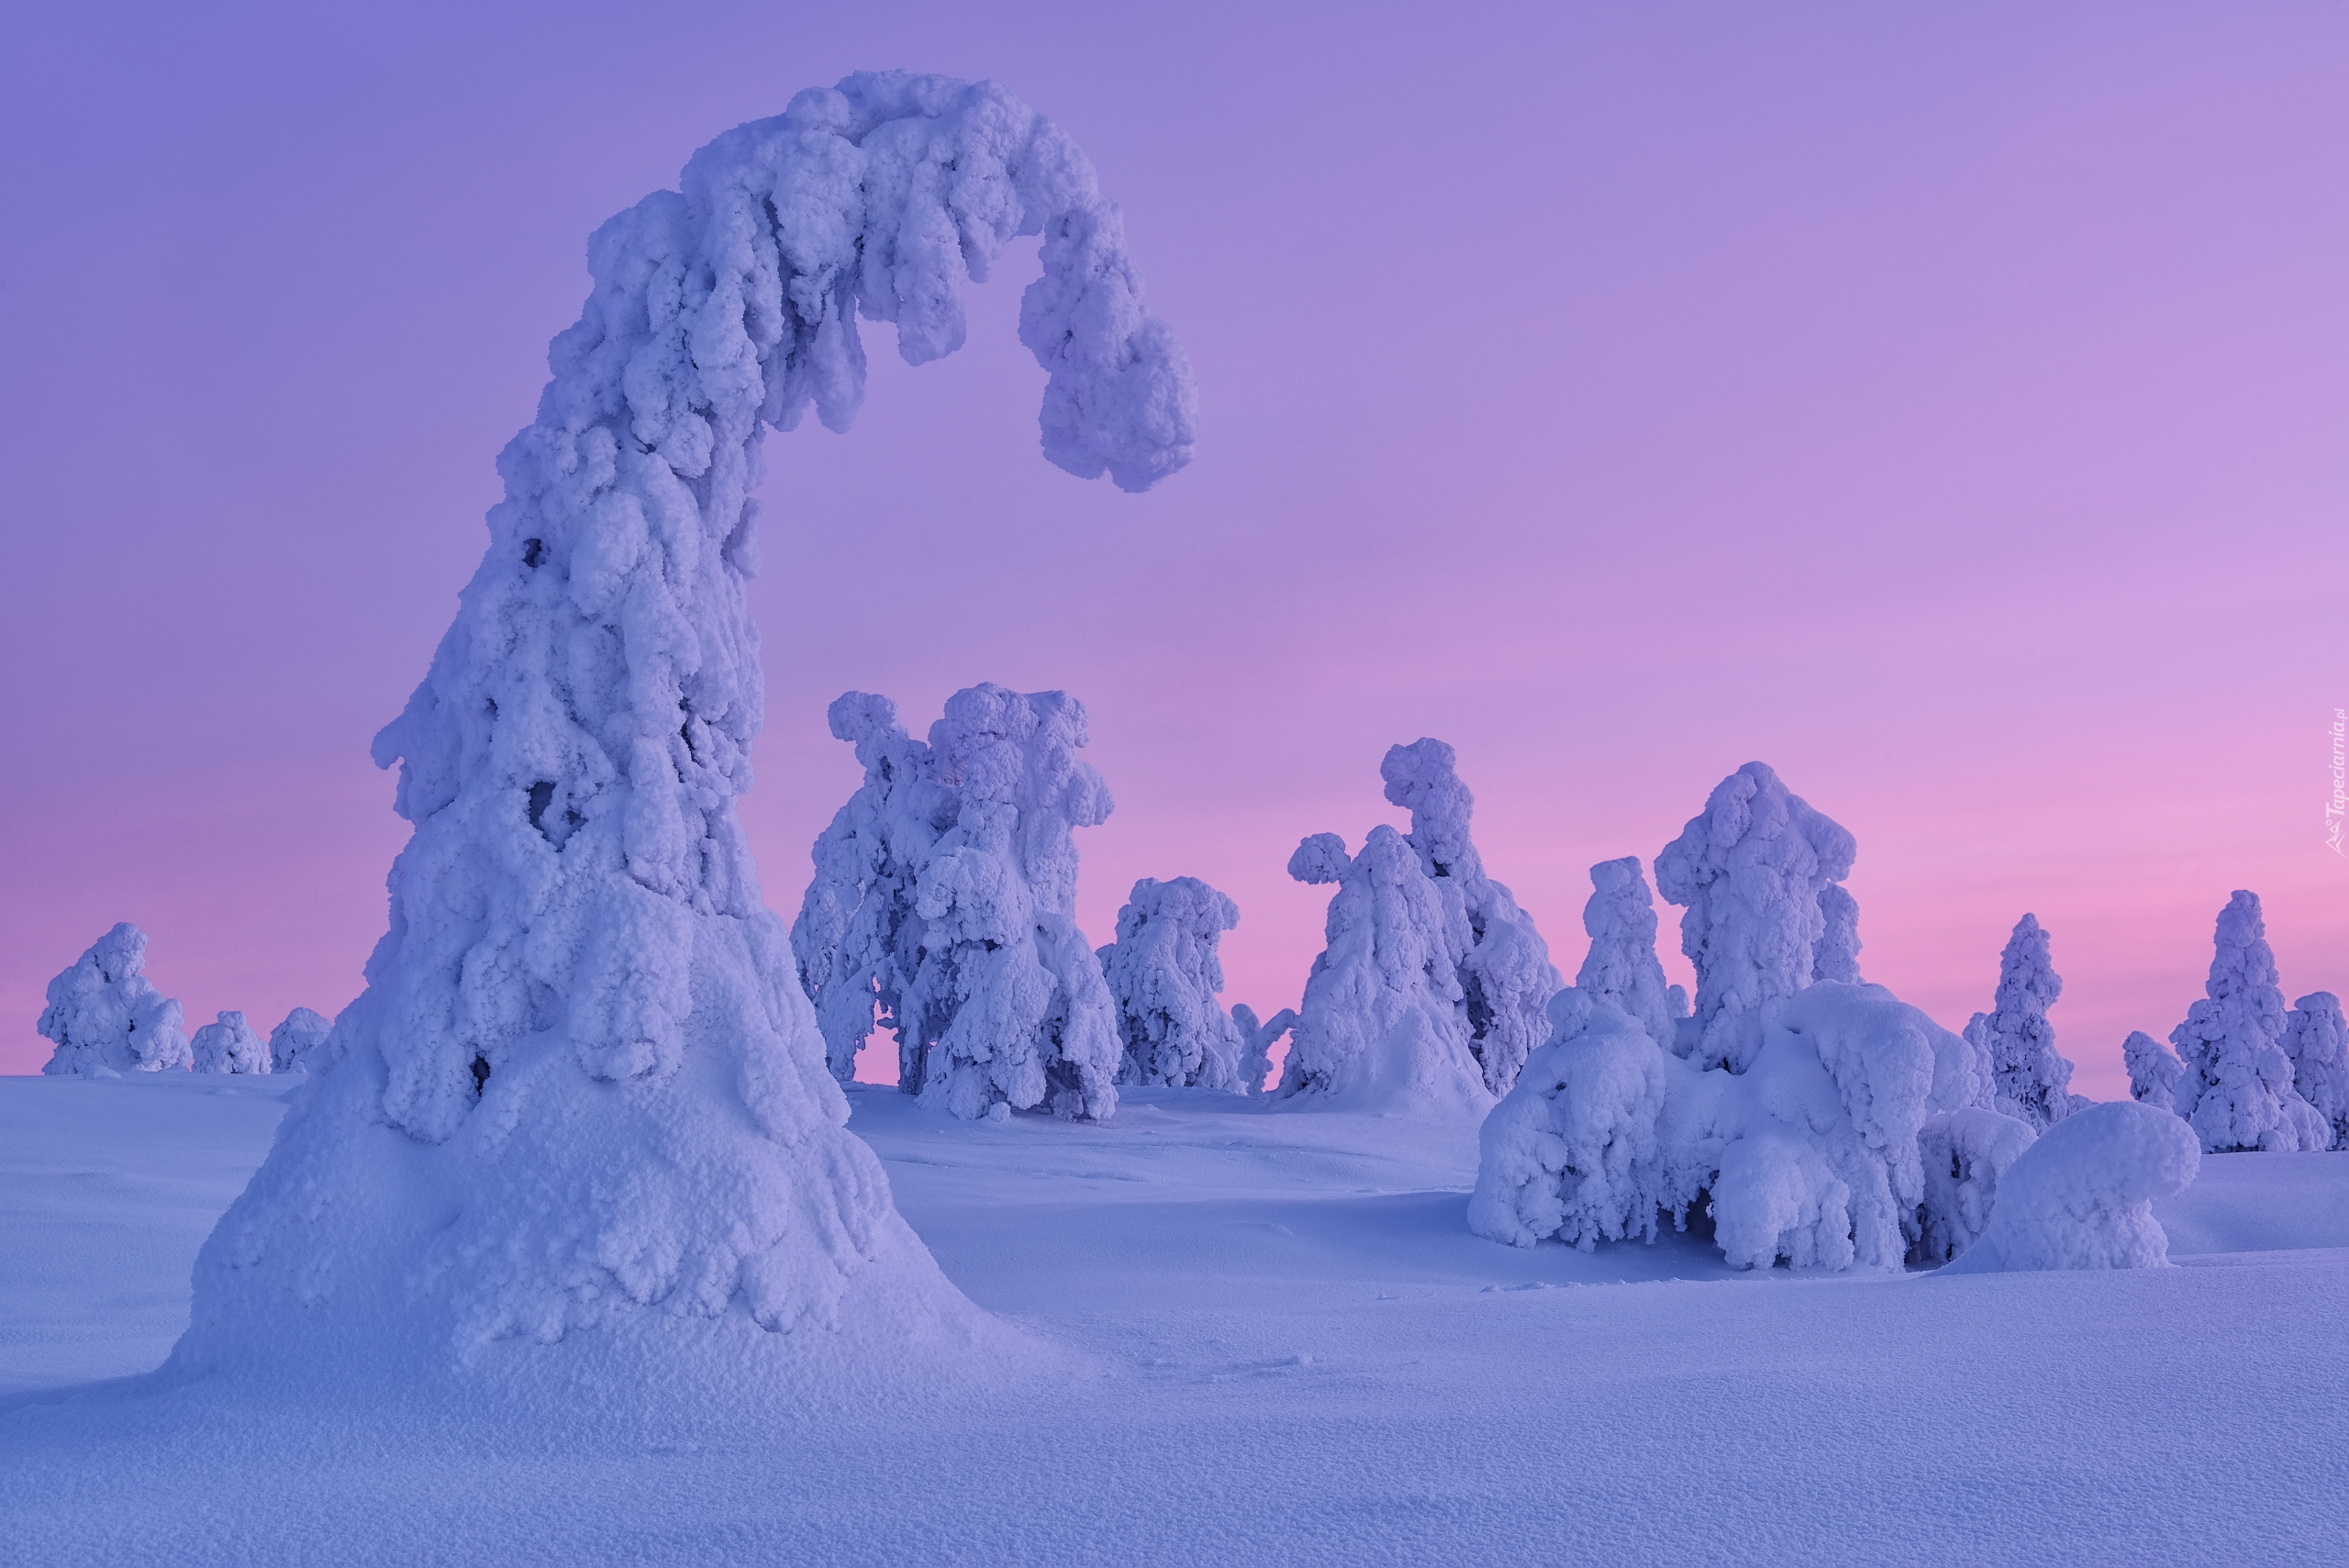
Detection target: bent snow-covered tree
<box><xmin>38</xmin><ymin>923</ymin><xmax>191</xmax><ymax>1075</ymax></box>
<box><xmin>2168</xmin><ymin>891</ymin><xmax>2330</xmax><ymax>1152</ymax></box>
<box><xmin>1098</xmin><ymin>876</ymin><xmax>1251</xmax><ymax>1091</ymax></box>
<box><xmin>1979</xmin><ymin>915</ymin><xmax>2082</xmax><ymax>1130</ymax></box>
<box><xmin>1380</xmin><ymin>740</ymin><xmax>1560</xmax><ymax>1094</ymax></box>
<box><xmin>2123</xmin><ymin>1029</ymin><xmax>2185</xmax><ymax>1111</ymax></box>
<box><xmin>173</xmin><ymin>73</ymin><xmax>1193</xmax><ymax>1371</ymax></box>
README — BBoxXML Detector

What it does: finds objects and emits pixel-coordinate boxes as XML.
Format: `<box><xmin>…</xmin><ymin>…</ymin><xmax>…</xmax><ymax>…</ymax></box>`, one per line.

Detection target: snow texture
<box><xmin>1654</xmin><ymin>762</ymin><xmax>1858</xmax><ymax>1073</ymax></box>
<box><xmin>2124</xmin><ymin>1029</ymin><xmax>2185</xmax><ymax>1111</ymax></box>
<box><xmin>1913</xmin><ymin>1106</ymin><xmax>2038</xmax><ymax>1265</ymax></box>
<box><xmin>191</xmin><ymin>1011</ymin><xmax>270</xmax><ymax>1074</ymax></box>
<box><xmin>37</xmin><ymin>923</ymin><xmax>191</xmax><ymax>1076</ymax></box>
<box><xmin>2283</xmin><ymin>992</ymin><xmax>2347</xmax><ymax>1150</ymax></box>
<box><xmin>1380</xmin><ymin>740</ymin><xmax>1560</xmax><ymax>1094</ymax></box>
<box><xmin>1227</xmin><ymin>1004</ymin><xmax>1295</xmax><ymax>1096</ymax></box>
<box><xmin>1981</xmin><ymin>914</ymin><xmax>2079</xmax><ymax>1130</ymax></box>
<box><xmin>1941</xmin><ymin>1100</ymin><xmax>2200</xmax><ymax>1273</ymax></box>
<box><xmin>1278</xmin><ymin>827</ymin><xmax>1490</xmax><ymax>1114</ymax></box>
<box><xmin>2168</xmin><ymin>891</ymin><xmax>2332</xmax><ymax>1152</ymax></box>
<box><xmin>1099</xmin><ymin>877</ymin><xmax>1250</xmax><ymax>1091</ymax></box>
<box><xmin>173</xmin><ymin>75</ymin><xmax>1190</xmax><ymax>1373</ymax></box>
<box><xmin>1570</xmin><ymin>857</ymin><xmax>1677</xmax><ymax>1054</ymax></box>
<box><xmin>267</xmin><ymin>1007</ymin><xmax>334</xmax><ymax>1074</ymax></box>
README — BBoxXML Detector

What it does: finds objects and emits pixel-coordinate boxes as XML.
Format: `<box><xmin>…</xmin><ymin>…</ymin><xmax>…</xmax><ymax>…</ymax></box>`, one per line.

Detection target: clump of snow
<box><xmin>267</xmin><ymin>1007</ymin><xmax>334</xmax><ymax>1074</ymax></box>
<box><xmin>1569</xmin><ymin>857</ymin><xmax>1676</xmax><ymax>1053</ymax></box>
<box><xmin>2123</xmin><ymin>1029</ymin><xmax>2185</xmax><ymax>1110</ymax></box>
<box><xmin>1979</xmin><ymin>914</ymin><xmax>2082</xmax><ymax>1130</ymax></box>
<box><xmin>1227</xmin><ymin>1004</ymin><xmax>1295</xmax><ymax>1095</ymax></box>
<box><xmin>1379</xmin><ymin>740</ymin><xmax>1560</xmax><ymax>1094</ymax></box>
<box><xmin>191</xmin><ymin>1011</ymin><xmax>270</xmax><ymax>1074</ymax></box>
<box><xmin>1654</xmin><ymin>762</ymin><xmax>1857</xmax><ymax>1072</ymax></box>
<box><xmin>1913</xmin><ymin>1106</ymin><xmax>2038</xmax><ymax>1265</ymax></box>
<box><xmin>1098</xmin><ymin>876</ymin><xmax>1250</xmax><ymax>1091</ymax></box>
<box><xmin>173</xmin><ymin>74</ymin><xmax>1189</xmax><ymax>1375</ymax></box>
<box><xmin>2284</xmin><ymin>992</ymin><xmax>2348</xmax><ymax>1149</ymax></box>
<box><xmin>1278</xmin><ymin>827</ymin><xmax>1489</xmax><ymax>1113</ymax></box>
<box><xmin>1941</xmin><ymin>1100</ymin><xmax>2200</xmax><ymax>1273</ymax></box>
<box><xmin>2168</xmin><ymin>891</ymin><xmax>2331</xmax><ymax>1151</ymax></box>
<box><xmin>37</xmin><ymin>923</ymin><xmax>191</xmax><ymax>1075</ymax></box>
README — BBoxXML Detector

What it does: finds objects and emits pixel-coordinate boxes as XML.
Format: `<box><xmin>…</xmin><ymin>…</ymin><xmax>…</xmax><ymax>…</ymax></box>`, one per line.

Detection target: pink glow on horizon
<box><xmin>4</xmin><ymin>4</ymin><xmax>2343</xmax><ymax>1099</ymax></box>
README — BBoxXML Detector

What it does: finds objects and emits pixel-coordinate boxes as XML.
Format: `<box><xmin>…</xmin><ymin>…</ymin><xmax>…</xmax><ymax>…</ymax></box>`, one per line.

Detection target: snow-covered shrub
<box><xmin>1654</xmin><ymin>762</ymin><xmax>1858</xmax><ymax>1072</ymax></box>
<box><xmin>1379</xmin><ymin>740</ymin><xmax>1561</xmax><ymax>1094</ymax></box>
<box><xmin>1568</xmin><ymin>857</ymin><xmax>1677</xmax><ymax>1055</ymax></box>
<box><xmin>1912</xmin><ymin>1107</ymin><xmax>2038</xmax><ymax>1266</ymax></box>
<box><xmin>2168</xmin><ymin>891</ymin><xmax>2331</xmax><ymax>1152</ymax></box>
<box><xmin>2283</xmin><ymin>992</ymin><xmax>2347</xmax><ymax>1150</ymax></box>
<box><xmin>1228</xmin><ymin>1004</ymin><xmax>1295</xmax><ymax>1095</ymax></box>
<box><xmin>1979</xmin><ymin>915</ymin><xmax>2081</xmax><ymax>1130</ymax></box>
<box><xmin>1278</xmin><ymin>827</ymin><xmax>1489</xmax><ymax>1112</ymax></box>
<box><xmin>267</xmin><ymin>1006</ymin><xmax>333</xmax><ymax>1074</ymax></box>
<box><xmin>1941</xmin><ymin>1100</ymin><xmax>2200</xmax><ymax>1273</ymax></box>
<box><xmin>2123</xmin><ymin>1029</ymin><xmax>2184</xmax><ymax>1110</ymax></box>
<box><xmin>1812</xmin><ymin>884</ymin><xmax>1863</xmax><ymax>984</ymax></box>
<box><xmin>192</xmin><ymin>1010</ymin><xmax>270</xmax><ymax>1074</ymax></box>
<box><xmin>1098</xmin><ymin>876</ymin><xmax>1249</xmax><ymax>1091</ymax></box>
<box><xmin>176</xmin><ymin>74</ymin><xmax>1189</xmax><ymax>1369</ymax></box>
<box><xmin>38</xmin><ymin>923</ymin><xmax>190</xmax><ymax>1075</ymax></box>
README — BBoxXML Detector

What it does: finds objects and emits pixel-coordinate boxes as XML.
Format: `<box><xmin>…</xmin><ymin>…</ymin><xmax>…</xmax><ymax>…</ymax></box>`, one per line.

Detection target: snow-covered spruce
<box><xmin>1912</xmin><ymin>1107</ymin><xmax>2037</xmax><ymax>1266</ymax></box>
<box><xmin>1228</xmin><ymin>1004</ymin><xmax>1295</xmax><ymax>1095</ymax></box>
<box><xmin>2123</xmin><ymin>1029</ymin><xmax>2185</xmax><ymax>1111</ymax></box>
<box><xmin>1098</xmin><ymin>876</ymin><xmax>1251</xmax><ymax>1091</ymax></box>
<box><xmin>267</xmin><ymin>1007</ymin><xmax>334</xmax><ymax>1074</ymax></box>
<box><xmin>2168</xmin><ymin>891</ymin><xmax>2331</xmax><ymax>1152</ymax></box>
<box><xmin>1380</xmin><ymin>740</ymin><xmax>1560</xmax><ymax>1094</ymax></box>
<box><xmin>191</xmin><ymin>1010</ymin><xmax>270</xmax><ymax>1074</ymax></box>
<box><xmin>2284</xmin><ymin>992</ymin><xmax>2348</xmax><ymax>1149</ymax></box>
<box><xmin>37</xmin><ymin>923</ymin><xmax>190</xmax><ymax>1075</ymax></box>
<box><xmin>1979</xmin><ymin>914</ymin><xmax>2082</xmax><ymax>1130</ymax></box>
<box><xmin>1570</xmin><ymin>857</ymin><xmax>1677</xmax><ymax>1054</ymax></box>
<box><xmin>1941</xmin><ymin>1100</ymin><xmax>2200</xmax><ymax>1273</ymax></box>
<box><xmin>1654</xmin><ymin>762</ymin><xmax>1858</xmax><ymax>1073</ymax></box>
<box><xmin>1278</xmin><ymin>827</ymin><xmax>1489</xmax><ymax>1113</ymax></box>
<box><xmin>1812</xmin><ymin>884</ymin><xmax>1863</xmax><ymax>984</ymax></box>
<box><xmin>173</xmin><ymin>75</ymin><xmax>1191</xmax><ymax>1371</ymax></box>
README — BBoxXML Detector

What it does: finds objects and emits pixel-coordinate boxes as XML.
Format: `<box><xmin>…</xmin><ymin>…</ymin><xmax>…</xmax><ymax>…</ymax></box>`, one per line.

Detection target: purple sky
<box><xmin>5</xmin><ymin>3</ymin><xmax>2344</xmax><ymax>1092</ymax></box>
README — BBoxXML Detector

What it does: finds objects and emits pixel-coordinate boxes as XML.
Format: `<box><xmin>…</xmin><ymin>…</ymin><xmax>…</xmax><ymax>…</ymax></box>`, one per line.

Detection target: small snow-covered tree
<box><xmin>2169</xmin><ymin>891</ymin><xmax>2330</xmax><ymax>1152</ymax></box>
<box><xmin>1812</xmin><ymin>884</ymin><xmax>1863</xmax><ymax>984</ymax></box>
<box><xmin>1570</xmin><ymin>857</ymin><xmax>1676</xmax><ymax>1054</ymax></box>
<box><xmin>1912</xmin><ymin>1107</ymin><xmax>2037</xmax><ymax>1266</ymax></box>
<box><xmin>2283</xmin><ymin>992</ymin><xmax>2347</xmax><ymax>1150</ymax></box>
<box><xmin>192</xmin><ymin>1010</ymin><xmax>270</xmax><ymax>1073</ymax></box>
<box><xmin>1228</xmin><ymin>1004</ymin><xmax>1295</xmax><ymax>1095</ymax></box>
<box><xmin>1379</xmin><ymin>740</ymin><xmax>1560</xmax><ymax>1095</ymax></box>
<box><xmin>1097</xmin><ymin>876</ymin><xmax>1249</xmax><ymax>1091</ymax></box>
<box><xmin>1653</xmin><ymin>762</ymin><xmax>1857</xmax><ymax>1072</ymax></box>
<box><xmin>2123</xmin><ymin>1029</ymin><xmax>2184</xmax><ymax>1111</ymax></box>
<box><xmin>1979</xmin><ymin>914</ymin><xmax>2080</xmax><ymax>1130</ymax></box>
<box><xmin>175</xmin><ymin>73</ymin><xmax>1192</xmax><ymax>1371</ymax></box>
<box><xmin>38</xmin><ymin>923</ymin><xmax>190</xmax><ymax>1075</ymax></box>
<box><xmin>1278</xmin><ymin>827</ymin><xmax>1488</xmax><ymax>1112</ymax></box>
<box><xmin>267</xmin><ymin>1006</ymin><xmax>332</xmax><ymax>1073</ymax></box>
<box><xmin>1942</xmin><ymin>1101</ymin><xmax>2200</xmax><ymax>1273</ymax></box>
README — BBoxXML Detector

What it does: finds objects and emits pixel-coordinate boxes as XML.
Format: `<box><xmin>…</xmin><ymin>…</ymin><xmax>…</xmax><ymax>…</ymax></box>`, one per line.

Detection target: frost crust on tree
<box><xmin>268</xmin><ymin>1007</ymin><xmax>335</xmax><ymax>1074</ymax></box>
<box><xmin>173</xmin><ymin>75</ymin><xmax>1189</xmax><ymax>1372</ymax></box>
<box><xmin>1278</xmin><ymin>827</ymin><xmax>1490</xmax><ymax>1113</ymax></box>
<box><xmin>2123</xmin><ymin>1029</ymin><xmax>2185</xmax><ymax>1112</ymax></box>
<box><xmin>38</xmin><ymin>923</ymin><xmax>191</xmax><ymax>1075</ymax></box>
<box><xmin>192</xmin><ymin>1010</ymin><xmax>271</xmax><ymax>1074</ymax></box>
<box><xmin>1379</xmin><ymin>740</ymin><xmax>1560</xmax><ymax>1094</ymax></box>
<box><xmin>1654</xmin><ymin>762</ymin><xmax>1857</xmax><ymax>1073</ymax></box>
<box><xmin>1980</xmin><ymin>915</ymin><xmax>2082</xmax><ymax>1130</ymax></box>
<box><xmin>1098</xmin><ymin>876</ymin><xmax>1251</xmax><ymax>1091</ymax></box>
<box><xmin>2284</xmin><ymin>992</ymin><xmax>2348</xmax><ymax>1149</ymax></box>
<box><xmin>2168</xmin><ymin>891</ymin><xmax>2331</xmax><ymax>1152</ymax></box>
<box><xmin>1941</xmin><ymin>1100</ymin><xmax>2199</xmax><ymax>1273</ymax></box>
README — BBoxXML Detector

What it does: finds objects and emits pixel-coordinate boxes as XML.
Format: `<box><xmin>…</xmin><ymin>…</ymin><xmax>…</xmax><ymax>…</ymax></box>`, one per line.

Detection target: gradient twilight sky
<box><xmin>3</xmin><ymin>3</ymin><xmax>2344</xmax><ymax>1091</ymax></box>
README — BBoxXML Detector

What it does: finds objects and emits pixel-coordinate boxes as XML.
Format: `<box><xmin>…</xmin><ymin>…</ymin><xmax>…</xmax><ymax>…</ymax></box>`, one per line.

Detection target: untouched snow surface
<box><xmin>5</xmin><ymin>1075</ymin><xmax>2346</xmax><ymax>1565</ymax></box>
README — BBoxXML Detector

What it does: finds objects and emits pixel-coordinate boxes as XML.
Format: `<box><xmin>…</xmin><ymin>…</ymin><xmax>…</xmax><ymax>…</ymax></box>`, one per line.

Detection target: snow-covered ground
<box><xmin>4</xmin><ymin>1074</ymin><xmax>2344</xmax><ymax>1565</ymax></box>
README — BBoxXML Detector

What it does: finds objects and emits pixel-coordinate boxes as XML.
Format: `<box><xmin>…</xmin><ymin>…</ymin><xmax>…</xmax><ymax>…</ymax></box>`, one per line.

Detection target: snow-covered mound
<box><xmin>266</xmin><ymin>1006</ymin><xmax>332</xmax><ymax>1073</ymax></box>
<box><xmin>2168</xmin><ymin>891</ymin><xmax>2331</xmax><ymax>1151</ymax></box>
<box><xmin>190</xmin><ymin>1010</ymin><xmax>269</xmax><ymax>1074</ymax></box>
<box><xmin>1099</xmin><ymin>876</ymin><xmax>1252</xmax><ymax>1091</ymax></box>
<box><xmin>37</xmin><ymin>922</ymin><xmax>190</xmax><ymax>1075</ymax></box>
<box><xmin>170</xmin><ymin>72</ymin><xmax>1191</xmax><ymax>1385</ymax></box>
<box><xmin>1941</xmin><ymin>1100</ymin><xmax>2201</xmax><ymax>1273</ymax></box>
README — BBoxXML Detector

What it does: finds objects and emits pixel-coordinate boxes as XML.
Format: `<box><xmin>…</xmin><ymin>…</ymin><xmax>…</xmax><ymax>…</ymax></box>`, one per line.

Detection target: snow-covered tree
<box><xmin>1379</xmin><ymin>740</ymin><xmax>1560</xmax><ymax>1094</ymax></box>
<box><xmin>174</xmin><ymin>74</ymin><xmax>1192</xmax><ymax>1372</ymax></box>
<box><xmin>1098</xmin><ymin>876</ymin><xmax>1250</xmax><ymax>1091</ymax></box>
<box><xmin>191</xmin><ymin>1010</ymin><xmax>270</xmax><ymax>1074</ymax></box>
<box><xmin>1979</xmin><ymin>915</ymin><xmax>2080</xmax><ymax>1130</ymax></box>
<box><xmin>1812</xmin><ymin>884</ymin><xmax>1863</xmax><ymax>984</ymax></box>
<box><xmin>1942</xmin><ymin>1101</ymin><xmax>2200</xmax><ymax>1273</ymax></box>
<box><xmin>1912</xmin><ymin>1107</ymin><xmax>2037</xmax><ymax>1266</ymax></box>
<box><xmin>2123</xmin><ymin>1029</ymin><xmax>2184</xmax><ymax>1111</ymax></box>
<box><xmin>1228</xmin><ymin>1004</ymin><xmax>1295</xmax><ymax>1095</ymax></box>
<box><xmin>2169</xmin><ymin>891</ymin><xmax>2330</xmax><ymax>1152</ymax></box>
<box><xmin>2283</xmin><ymin>992</ymin><xmax>2347</xmax><ymax>1150</ymax></box>
<box><xmin>38</xmin><ymin>923</ymin><xmax>190</xmax><ymax>1075</ymax></box>
<box><xmin>1278</xmin><ymin>827</ymin><xmax>1488</xmax><ymax>1112</ymax></box>
<box><xmin>1653</xmin><ymin>762</ymin><xmax>1857</xmax><ymax>1073</ymax></box>
<box><xmin>1569</xmin><ymin>857</ymin><xmax>1676</xmax><ymax>1054</ymax></box>
<box><xmin>267</xmin><ymin>1006</ymin><xmax>333</xmax><ymax>1073</ymax></box>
